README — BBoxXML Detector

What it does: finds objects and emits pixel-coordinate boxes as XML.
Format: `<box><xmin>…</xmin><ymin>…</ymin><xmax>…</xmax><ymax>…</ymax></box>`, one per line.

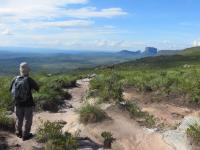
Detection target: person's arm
<box><xmin>29</xmin><ymin>78</ymin><xmax>39</xmax><ymax>91</ymax></box>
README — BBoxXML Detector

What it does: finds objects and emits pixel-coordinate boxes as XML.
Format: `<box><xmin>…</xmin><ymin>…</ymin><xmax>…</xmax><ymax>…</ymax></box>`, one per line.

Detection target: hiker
<box><xmin>10</xmin><ymin>62</ymin><xmax>39</xmax><ymax>141</ymax></box>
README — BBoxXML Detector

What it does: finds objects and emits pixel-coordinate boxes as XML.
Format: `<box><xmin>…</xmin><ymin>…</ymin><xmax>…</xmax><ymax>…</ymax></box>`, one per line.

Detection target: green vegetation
<box><xmin>33</xmin><ymin>74</ymin><xmax>77</xmax><ymax>112</ymax></box>
<box><xmin>186</xmin><ymin>122</ymin><xmax>200</xmax><ymax>146</ymax></box>
<box><xmin>37</xmin><ymin>120</ymin><xmax>77</xmax><ymax>150</ymax></box>
<box><xmin>79</xmin><ymin>104</ymin><xmax>106</xmax><ymax>124</ymax></box>
<box><xmin>143</xmin><ymin>114</ymin><xmax>156</xmax><ymax>128</ymax></box>
<box><xmin>101</xmin><ymin>131</ymin><xmax>115</xmax><ymax>149</ymax></box>
<box><xmin>89</xmin><ymin>73</ymin><xmax>123</xmax><ymax>102</ymax></box>
<box><xmin>181</xmin><ymin>46</ymin><xmax>200</xmax><ymax>56</ymax></box>
<box><xmin>122</xmin><ymin>101</ymin><xmax>145</xmax><ymax>118</ymax></box>
<box><xmin>91</xmin><ymin>50</ymin><xmax>200</xmax><ymax>105</ymax></box>
<box><xmin>0</xmin><ymin>108</ymin><xmax>15</xmax><ymax>132</ymax></box>
<box><xmin>120</xmin><ymin>101</ymin><xmax>156</xmax><ymax>127</ymax></box>
<box><xmin>0</xmin><ymin>76</ymin><xmax>13</xmax><ymax>110</ymax></box>
<box><xmin>0</xmin><ymin>74</ymin><xmax>79</xmax><ymax>112</ymax></box>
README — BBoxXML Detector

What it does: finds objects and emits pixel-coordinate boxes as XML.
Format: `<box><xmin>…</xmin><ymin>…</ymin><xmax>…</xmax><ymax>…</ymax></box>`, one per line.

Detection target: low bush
<box><xmin>122</xmin><ymin>101</ymin><xmax>145</xmax><ymax>118</ymax></box>
<box><xmin>144</xmin><ymin>114</ymin><xmax>156</xmax><ymax>128</ymax></box>
<box><xmin>79</xmin><ymin>104</ymin><xmax>106</xmax><ymax>124</ymax></box>
<box><xmin>101</xmin><ymin>131</ymin><xmax>115</xmax><ymax>149</ymax></box>
<box><xmin>89</xmin><ymin>73</ymin><xmax>123</xmax><ymax>103</ymax></box>
<box><xmin>0</xmin><ymin>77</ymin><xmax>13</xmax><ymax>111</ymax></box>
<box><xmin>186</xmin><ymin>122</ymin><xmax>200</xmax><ymax>146</ymax></box>
<box><xmin>120</xmin><ymin>101</ymin><xmax>156</xmax><ymax>128</ymax></box>
<box><xmin>33</xmin><ymin>75</ymin><xmax>77</xmax><ymax>112</ymax></box>
<box><xmin>37</xmin><ymin>120</ymin><xmax>77</xmax><ymax>150</ymax></box>
<box><xmin>44</xmin><ymin>132</ymin><xmax>77</xmax><ymax>150</ymax></box>
<box><xmin>0</xmin><ymin>108</ymin><xmax>15</xmax><ymax>132</ymax></box>
<box><xmin>36</xmin><ymin>120</ymin><xmax>63</xmax><ymax>143</ymax></box>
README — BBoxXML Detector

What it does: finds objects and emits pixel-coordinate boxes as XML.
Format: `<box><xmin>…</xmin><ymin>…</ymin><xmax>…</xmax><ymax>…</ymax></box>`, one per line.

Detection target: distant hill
<box><xmin>157</xmin><ymin>50</ymin><xmax>180</xmax><ymax>56</ymax></box>
<box><xmin>112</xmin><ymin>47</ymin><xmax>200</xmax><ymax>70</ymax></box>
<box><xmin>1</xmin><ymin>46</ymin><xmax>199</xmax><ymax>75</ymax></box>
<box><xmin>118</xmin><ymin>50</ymin><xmax>141</xmax><ymax>55</ymax></box>
<box><xmin>0</xmin><ymin>50</ymin><xmax>140</xmax><ymax>75</ymax></box>
<box><xmin>180</xmin><ymin>46</ymin><xmax>200</xmax><ymax>56</ymax></box>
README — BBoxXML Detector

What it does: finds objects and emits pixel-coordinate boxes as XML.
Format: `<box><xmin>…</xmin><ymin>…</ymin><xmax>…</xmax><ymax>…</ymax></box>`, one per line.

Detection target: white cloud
<box><xmin>0</xmin><ymin>1</ymin><xmax>127</xmax><ymax>21</ymax></box>
<box><xmin>63</xmin><ymin>7</ymin><xmax>127</xmax><ymax>18</ymax></box>
<box><xmin>28</xmin><ymin>20</ymin><xmax>94</xmax><ymax>29</ymax></box>
<box><xmin>0</xmin><ymin>23</ymin><xmax>12</xmax><ymax>35</ymax></box>
<box><xmin>193</xmin><ymin>40</ymin><xmax>200</xmax><ymax>47</ymax></box>
<box><xmin>0</xmin><ymin>0</ymin><xmax>128</xmax><ymax>49</ymax></box>
<box><xmin>1</xmin><ymin>29</ymin><xmax>13</xmax><ymax>35</ymax></box>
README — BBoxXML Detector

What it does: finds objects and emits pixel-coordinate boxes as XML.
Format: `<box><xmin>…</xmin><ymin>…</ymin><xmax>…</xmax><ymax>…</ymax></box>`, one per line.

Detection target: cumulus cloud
<box><xmin>0</xmin><ymin>1</ymin><xmax>127</xmax><ymax>21</ymax></box>
<box><xmin>0</xmin><ymin>0</ymin><xmax>128</xmax><ymax>49</ymax></box>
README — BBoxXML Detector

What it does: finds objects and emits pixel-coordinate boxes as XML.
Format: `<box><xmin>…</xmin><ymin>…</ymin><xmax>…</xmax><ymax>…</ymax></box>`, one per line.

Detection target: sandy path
<box><xmin>32</xmin><ymin>78</ymin><xmax>90</xmax><ymax>134</ymax></box>
<box><xmin>84</xmin><ymin>108</ymin><xmax>174</xmax><ymax>150</ymax></box>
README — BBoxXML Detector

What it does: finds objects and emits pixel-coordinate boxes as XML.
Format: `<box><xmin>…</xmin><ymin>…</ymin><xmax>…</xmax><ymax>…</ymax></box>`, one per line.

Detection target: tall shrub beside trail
<box><xmin>89</xmin><ymin>73</ymin><xmax>123</xmax><ymax>102</ymax></box>
<box><xmin>0</xmin><ymin>108</ymin><xmax>15</xmax><ymax>132</ymax></box>
<box><xmin>0</xmin><ymin>77</ymin><xmax>13</xmax><ymax>111</ymax></box>
<box><xmin>33</xmin><ymin>75</ymin><xmax>77</xmax><ymax>112</ymax></box>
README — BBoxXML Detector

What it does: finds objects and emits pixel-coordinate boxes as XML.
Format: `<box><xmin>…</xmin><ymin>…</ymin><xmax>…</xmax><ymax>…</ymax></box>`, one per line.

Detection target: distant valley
<box><xmin>0</xmin><ymin>47</ymin><xmax>181</xmax><ymax>75</ymax></box>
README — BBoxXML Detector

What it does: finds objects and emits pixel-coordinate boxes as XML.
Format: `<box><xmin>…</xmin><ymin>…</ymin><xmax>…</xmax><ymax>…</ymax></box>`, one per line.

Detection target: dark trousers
<box><xmin>15</xmin><ymin>106</ymin><xmax>33</xmax><ymax>136</ymax></box>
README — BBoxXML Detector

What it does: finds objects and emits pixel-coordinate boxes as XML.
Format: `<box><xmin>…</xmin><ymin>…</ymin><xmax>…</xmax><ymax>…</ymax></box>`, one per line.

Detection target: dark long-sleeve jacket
<box><xmin>10</xmin><ymin>76</ymin><xmax>39</xmax><ymax>107</ymax></box>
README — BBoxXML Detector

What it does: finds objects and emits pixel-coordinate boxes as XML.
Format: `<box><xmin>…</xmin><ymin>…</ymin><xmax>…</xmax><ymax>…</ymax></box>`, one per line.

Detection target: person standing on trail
<box><xmin>10</xmin><ymin>62</ymin><xmax>39</xmax><ymax>141</ymax></box>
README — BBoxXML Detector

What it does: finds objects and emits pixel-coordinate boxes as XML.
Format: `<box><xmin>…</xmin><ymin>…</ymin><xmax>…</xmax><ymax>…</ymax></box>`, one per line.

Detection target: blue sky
<box><xmin>0</xmin><ymin>0</ymin><xmax>200</xmax><ymax>51</ymax></box>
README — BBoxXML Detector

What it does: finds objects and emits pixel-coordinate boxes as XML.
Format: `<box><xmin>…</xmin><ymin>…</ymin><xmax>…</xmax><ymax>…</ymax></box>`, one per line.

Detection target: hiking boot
<box><xmin>22</xmin><ymin>133</ymin><xmax>33</xmax><ymax>141</ymax></box>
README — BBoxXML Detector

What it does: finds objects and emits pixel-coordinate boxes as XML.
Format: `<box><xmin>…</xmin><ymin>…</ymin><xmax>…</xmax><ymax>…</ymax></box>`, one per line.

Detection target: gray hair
<box><xmin>20</xmin><ymin>62</ymin><xmax>30</xmax><ymax>76</ymax></box>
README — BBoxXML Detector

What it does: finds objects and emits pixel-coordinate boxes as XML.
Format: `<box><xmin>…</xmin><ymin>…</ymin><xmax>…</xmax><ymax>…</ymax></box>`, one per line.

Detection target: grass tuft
<box><xmin>79</xmin><ymin>104</ymin><xmax>106</xmax><ymax>124</ymax></box>
<box><xmin>186</xmin><ymin>122</ymin><xmax>200</xmax><ymax>146</ymax></box>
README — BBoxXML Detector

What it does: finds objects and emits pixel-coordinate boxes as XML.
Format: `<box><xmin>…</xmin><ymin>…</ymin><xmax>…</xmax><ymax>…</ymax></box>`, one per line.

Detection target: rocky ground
<box><xmin>0</xmin><ymin>78</ymin><xmax>199</xmax><ymax>150</ymax></box>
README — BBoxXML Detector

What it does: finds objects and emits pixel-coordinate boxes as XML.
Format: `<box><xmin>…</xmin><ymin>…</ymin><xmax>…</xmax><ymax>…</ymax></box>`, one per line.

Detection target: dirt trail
<box><xmin>1</xmin><ymin>78</ymin><xmax>198</xmax><ymax>150</ymax></box>
<box><xmin>83</xmin><ymin>108</ymin><xmax>174</xmax><ymax>150</ymax></box>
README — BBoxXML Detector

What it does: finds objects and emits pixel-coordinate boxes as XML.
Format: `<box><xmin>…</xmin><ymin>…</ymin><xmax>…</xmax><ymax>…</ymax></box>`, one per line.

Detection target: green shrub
<box><xmin>79</xmin><ymin>104</ymin><xmax>106</xmax><ymax>124</ymax></box>
<box><xmin>0</xmin><ymin>77</ymin><xmax>13</xmax><ymax>111</ymax></box>
<box><xmin>120</xmin><ymin>101</ymin><xmax>156</xmax><ymax>128</ymax></box>
<box><xmin>33</xmin><ymin>75</ymin><xmax>76</xmax><ymax>112</ymax></box>
<box><xmin>37</xmin><ymin>120</ymin><xmax>77</xmax><ymax>150</ymax></box>
<box><xmin>186</xmin><ymin>122</ymin><xmax>200</xmax><ymax>145</ymax></box>
<box><xmin>144</xmin><ymin>114</ymin><xmax>156</xmax><ymax>128</ymax></box>
<box><xmin>122</xmin><ymin>101</ymin><xmax>145</xmax><ymax>118</ymax></box>
<box><xmin>101</xmin><ymin>131</ymin><xmax>115</xmax><ymax>148</ymax></box>
<box><xmin>36</xmin><ymin>120</ymin><xmax>63</xmax><ymax>143</ymax></box>
<box><xmin>0</xmin><ymin>108</ymin><xmax>15</xmax><ymax>132</ymax></box>
<box><xmin>101</xmin><ymin>131</ymin><xmax>114</xmax><ymax>141</ymax></box>
<box><xmin>89</xmin><ymin>73</ymin><xmax>123</xmax><ymax>102</ymax></box>
<box><xmin>44</xmin><ymin>132</ymin><xmax>77</xmax><ymax>150</ymax></box>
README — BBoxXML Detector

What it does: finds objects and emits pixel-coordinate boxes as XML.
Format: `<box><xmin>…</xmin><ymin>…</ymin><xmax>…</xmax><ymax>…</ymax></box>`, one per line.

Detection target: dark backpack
<box><xmin>11</xmin><ymin>76</ymin><xmax>30</xmax><ymax>103</ymax></box>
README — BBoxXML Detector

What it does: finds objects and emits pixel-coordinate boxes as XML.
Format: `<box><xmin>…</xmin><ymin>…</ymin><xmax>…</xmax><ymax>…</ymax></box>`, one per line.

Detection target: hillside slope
<box><xmin>113</xmin><ymin>47</ymin><xmax>200</xmax><ymax>70</ymax></box>
<box><xmin>181</xmin><ymin>46</ymin><xmax>200</xmax><ymax>56</ymax></box>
